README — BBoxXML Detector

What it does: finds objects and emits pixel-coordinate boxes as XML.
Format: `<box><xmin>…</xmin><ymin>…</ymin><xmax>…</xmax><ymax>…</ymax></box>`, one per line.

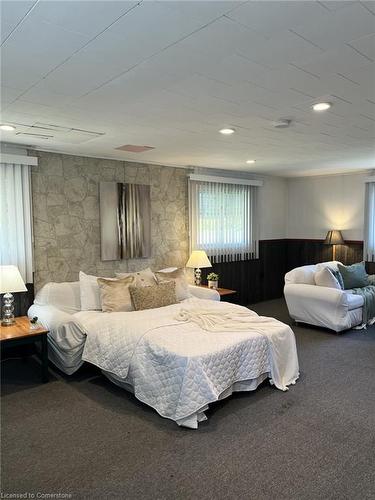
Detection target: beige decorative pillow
<box><xmin>116</xmin><ymin>268</ymin><xmax>156</xmax><ymax>287</ymax></box>
<box><xmin>97</xmin><ymin>276</ymin><xmax>135</xmax><ymax>312</ymax></box>
<box><xmin>129</xmin><ymin>281</ymin><xmax>177</xmax><ymax>311</ymax></box>
<box><xmin>155</xmin><ymin>268</ymin><xmax>190</xmax><ymax>301</ymax></box>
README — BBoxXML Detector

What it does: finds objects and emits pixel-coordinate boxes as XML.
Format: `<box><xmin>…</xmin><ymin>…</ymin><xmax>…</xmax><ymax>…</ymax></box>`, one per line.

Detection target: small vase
<box><xmin>208</xmin><ymin>280</ymin><xmax>218</xmax><ymax>289</ymax></box>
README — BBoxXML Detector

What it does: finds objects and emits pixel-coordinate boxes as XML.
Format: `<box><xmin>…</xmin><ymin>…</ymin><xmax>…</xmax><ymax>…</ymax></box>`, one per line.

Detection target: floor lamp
<box><xmin>324</xmin><ymin>230</ymin><xmax>344</xmax><ymax>260</ymax></box>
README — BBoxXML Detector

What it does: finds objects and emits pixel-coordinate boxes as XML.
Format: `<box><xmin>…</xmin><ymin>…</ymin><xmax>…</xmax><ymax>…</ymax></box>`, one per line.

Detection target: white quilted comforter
<box><xmin>76</xmin><ymin>298</ymin><xmax>299</xmax><ymax>428</ymax></box>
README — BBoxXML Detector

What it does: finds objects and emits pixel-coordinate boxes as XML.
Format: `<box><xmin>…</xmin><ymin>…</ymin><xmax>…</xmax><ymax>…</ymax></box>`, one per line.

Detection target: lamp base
<box><xmin>1</xmin><ymin>292</ymin><xmax>15</xmax><ymax>327</ymax></box>
<box><xmin>194</xmin><ymin>268</ymin><xmax>202</xmax><ymax>286</ymax></box>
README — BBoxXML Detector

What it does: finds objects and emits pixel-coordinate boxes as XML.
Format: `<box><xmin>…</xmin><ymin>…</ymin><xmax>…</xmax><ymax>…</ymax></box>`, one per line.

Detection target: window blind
<box><xmin>188</xmin><ymin>178</ymin><xmax>259</xmax><ymax>263</ymax></box>
<box><xmin>364</xmin><ymin>180</ymin><xmax>375</xmax><ymax>262</ymax></box>
<box><xmin>0</xmin><ymin>162</ymin><xmax>34</xmax><ymax>282</ymax></box>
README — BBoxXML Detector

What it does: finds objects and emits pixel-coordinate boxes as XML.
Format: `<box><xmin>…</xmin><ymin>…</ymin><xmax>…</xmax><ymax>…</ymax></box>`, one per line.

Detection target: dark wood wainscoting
<box><xmin>0</xmin><ymin>283</ymin><xmax>34</xmax><ymax>318</ymax></box>
<box><xmin>286</xmin><ymin>239</ymin><xmax>364</xmax><ymax>272</ymax></box>
<box><xmin>201</xmin><ymin>240</ymin><xmax>287</xmax><ymax>305</ymax></box>
<box><xmin>202</xmin><ymin>239</ymin><xmax>366</xmax><ymax>305</ymax></box>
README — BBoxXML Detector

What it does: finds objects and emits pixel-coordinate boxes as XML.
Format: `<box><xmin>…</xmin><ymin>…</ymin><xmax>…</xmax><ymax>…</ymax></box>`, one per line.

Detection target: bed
<box><xmin>29</xmin><ymin>280</ymin><xmax>299</xmax><ymax>428</ymax></box>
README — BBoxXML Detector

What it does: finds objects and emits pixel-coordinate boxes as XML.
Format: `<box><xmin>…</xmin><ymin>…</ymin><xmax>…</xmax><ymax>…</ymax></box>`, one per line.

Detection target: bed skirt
<box><xmin>102</xmin><ymin>370</ymin><xmax>270</xmax><ymax>429</ymax></box>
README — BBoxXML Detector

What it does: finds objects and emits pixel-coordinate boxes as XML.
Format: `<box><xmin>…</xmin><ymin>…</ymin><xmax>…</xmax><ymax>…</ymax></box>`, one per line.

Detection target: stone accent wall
<box><xmin>31</xmin><ymin>151</ymin><xmax>189</xmax><ymax>290</ymax></box>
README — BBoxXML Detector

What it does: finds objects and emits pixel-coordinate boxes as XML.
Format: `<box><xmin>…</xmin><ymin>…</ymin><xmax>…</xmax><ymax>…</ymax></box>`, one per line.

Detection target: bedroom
<box><xmin>0</xmin><ymin>0</ymin><xmax>374</xmax><ymax>498</ymax></box>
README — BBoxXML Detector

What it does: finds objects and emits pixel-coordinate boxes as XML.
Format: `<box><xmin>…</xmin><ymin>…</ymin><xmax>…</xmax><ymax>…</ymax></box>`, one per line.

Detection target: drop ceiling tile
<box><xmin>105</xmin><ymin>1</ymin><xmax>224</xmax><ymax>50</ymax></box>
<box><xmin>38</xmin><ymin>42</ymin><xmax>132</xmax><ymax>98</ymax></box>
<box><xmin>170</xmin><ymin>16</ymin><xmax>268</xmax><ymax>65</ymax></box>
<box><xmin>0</xmin><ymin>0</ymin><xmax>36</xmax><ymax>43</ymax></box>
<box><xmin>266</xmin><ymin>64</ymin><xmax>328</xmax><ymax>96</ymax></box>
<box><xmin>348</xmin><ymin>32</ymin><xmax>375</xmax><ymax>61</ymax></box>
<box><xmin>0</xmin><ymin>60</ymin><xmax>42</xmax><ymax>91</ymax></box>
<box><xmin>238</xmin><ymin>29</ymin><xmax>324</xmax><ymax>70</ymax></box>
<box><xmin>29</xmin><ymin>0</ymin><xmax>139</xmax><ymax>37</ymax></box>
<box><xmin>226</xmin><ymin>1</ymin><xmax>328</xmax><ymax>38</ymax></box>
<box><xmin>0</xmin><ymin>85</ymin><xmax>24</xmax><ymax>105</ymax></box>
<box><xmin>21</xmin><ymin>82</ymin><xmax>78</xmax><ymax>107</ymax></box>
<box><xmin>292</xmin><ymin>2</ymin><xmax>375</xmax><ymax>51</ymax></box>
<box><xmin>1</xmin><ymin>17</ymin><xmax>90</xmax><ymax>84</ymax></box>
<box><xmin>319</xmin><ymin>1</ymin><xmax>357</xmax><ymax>11</ymax></box>
<box><xmin>161</xmin><ymin>1</ymin><xmax>243</xmax><ymax>25</ymax></box>
<box><xmin>298</xmin><ymin>44</ymin><xmax>372</xmax><ymax>77</ymax></box>
<box><xmin>361</xmin><ymin>1</ymin><xmax>375</xmax><ymax>15</ymax></box>
<box><xmin>197</xmin><ymin>53</ymin><xmax>275</xmax><ymax>89</ymax></box>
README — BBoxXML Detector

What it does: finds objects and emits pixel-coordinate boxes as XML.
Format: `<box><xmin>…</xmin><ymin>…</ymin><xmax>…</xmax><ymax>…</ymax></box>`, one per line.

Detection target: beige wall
<box><xmin>286</xmin><ymin>171</ymin><xmax>368</xmax><ymax>241</ymax></box>
<box><xmin>32</xmin><ymin>151</ymin><xmax>189</xmax><ymax>290</ymax></box>
<box><xmin>259</xmin><ymin>175</ymin><xmax>287</xmax><ymax>240</ymax></box>
<box><xmin>31</xmin><ymin>151</ymin><xmax>292</xmax><ymax>290</ymax></box>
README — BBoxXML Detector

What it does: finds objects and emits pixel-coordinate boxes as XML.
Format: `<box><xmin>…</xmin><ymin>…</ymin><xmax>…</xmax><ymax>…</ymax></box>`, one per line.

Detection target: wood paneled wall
<box><xmin>285</xmin><ymin>239</ymin><xmax>364</xmax><ymax>272</ymax></box>
<box><xmin>202</xmin><ymin>240</ymin><xmax>287</xmax><ymax>305</ymax></box>
<box><xmin>203</xmin><ymin>239</ymin><xmax>366</xmax><ymax>305</ymax></box>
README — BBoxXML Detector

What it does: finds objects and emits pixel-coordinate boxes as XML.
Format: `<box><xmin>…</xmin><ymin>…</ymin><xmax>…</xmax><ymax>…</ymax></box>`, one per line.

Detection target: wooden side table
<box><xmin>199</xmin><ymin>285</ymin><xmax>237</xmax><ymax>298</ymax></box>
<box><xmin>0</xmin><ymin>316</ymin><xmax>49</xmax><ymax>383</ymax></box>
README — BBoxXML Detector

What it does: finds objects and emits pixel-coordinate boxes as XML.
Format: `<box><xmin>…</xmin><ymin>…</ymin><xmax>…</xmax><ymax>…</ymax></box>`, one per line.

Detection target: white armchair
<box><xmin>284</xmin><ymin>262</ymin><xmax>363</xmax><ymax>332</ymax></box>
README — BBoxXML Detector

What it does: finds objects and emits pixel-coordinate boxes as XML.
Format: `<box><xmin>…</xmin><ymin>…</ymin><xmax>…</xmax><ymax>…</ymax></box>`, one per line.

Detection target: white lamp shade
<box><xmin>186</xmin><ymin>250</ymin><xmax>212</xmax><ymax>269</ymax></box>
<box><xmin>0</xmin><ymin>265</ymin><xmax>27</xmax><ymax>293</ymax></box>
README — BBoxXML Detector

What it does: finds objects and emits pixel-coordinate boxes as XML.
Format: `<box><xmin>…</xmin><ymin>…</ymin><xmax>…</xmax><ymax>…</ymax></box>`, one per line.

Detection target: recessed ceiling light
<box><xmin>219</xmin><ymin>128</ymin><xmax>235</xmax><ymax>135</ymax></box>
<box><xmin>246</xmin><ymin>160</ymin><xmax>256</xmax><ymax>164</ymax></box>
<box><xmin>0</xmin><ymin>124</ymin><xmax>16</xmax><ymax>131</ymax></box>
<box><xmin>312</xmin><ymin>102</ymin><xmax>331</xmax><ymax>112</ymax></box>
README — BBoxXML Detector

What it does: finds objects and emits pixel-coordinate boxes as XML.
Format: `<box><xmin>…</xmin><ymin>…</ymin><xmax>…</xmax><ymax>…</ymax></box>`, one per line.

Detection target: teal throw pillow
<box><xmin>337</xmin><ymin>262</ymin><xmax>369</xmax><ymax>289</ymax></box>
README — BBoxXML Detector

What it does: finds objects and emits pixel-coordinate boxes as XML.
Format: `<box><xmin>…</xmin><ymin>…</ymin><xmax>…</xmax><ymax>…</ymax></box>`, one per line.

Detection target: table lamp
<box><xmin>0</xmin><ymin>265</ymin><xmax>27</xmax><ymax>326</ymax></box>
<box><xmin>324</xmin><ymin>230</ymin><xmax>344</xmax><ymax>260</ymax></box>
<box><xmin>186</xmin><ymin>250</ymin><xmax>212</xmax><ymax>285</ymax></box>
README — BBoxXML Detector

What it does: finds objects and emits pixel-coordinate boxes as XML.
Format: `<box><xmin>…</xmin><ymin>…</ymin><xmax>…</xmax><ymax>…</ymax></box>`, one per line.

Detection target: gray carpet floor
<box><xmin>1</xmin><ymin>298</ymin><xmax>375</xmax><ymax>500</ymax></box>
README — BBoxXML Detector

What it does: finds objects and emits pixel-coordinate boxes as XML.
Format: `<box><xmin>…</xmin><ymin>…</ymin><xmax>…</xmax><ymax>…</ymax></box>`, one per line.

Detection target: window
<box><xmin>364</xmin><ymin>179</ymin><xmax>375</xmax><ymax>262</ymax></box>
<box><xmin>188</xmin><ymin>176</ymin><xmax>260</xmax><ymax>263</ymax></box>
<box><xmin>0</xmin><ymin>161</ymin><xmax>34</xmax><ymax>282</ymax></box>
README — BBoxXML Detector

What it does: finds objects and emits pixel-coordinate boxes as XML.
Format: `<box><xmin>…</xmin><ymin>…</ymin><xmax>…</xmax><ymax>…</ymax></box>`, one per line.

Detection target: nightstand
<box><xmin>199</xmin><ymin>285</ymin><xmax>237</xmax><ymax>298</ymax></box>
<box><xmin>0</xmin><ymin>316</ymin><xmax>49</xmax><ymax>383</ymax></box>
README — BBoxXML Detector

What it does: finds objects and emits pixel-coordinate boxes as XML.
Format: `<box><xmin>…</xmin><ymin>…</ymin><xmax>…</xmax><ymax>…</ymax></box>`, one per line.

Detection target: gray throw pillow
<box><xmin>337</xmin><ymin>262</ymin><xmax>369</xmax><ymax>289</ymax></box>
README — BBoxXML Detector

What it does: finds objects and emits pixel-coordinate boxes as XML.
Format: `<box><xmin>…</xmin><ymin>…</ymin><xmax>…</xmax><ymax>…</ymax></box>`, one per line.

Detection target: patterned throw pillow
<box><xmin>97</xmin><ymin>276</ymin><xmax>135</xmax><ymax>312</ymax></box>
<box><xmin>129</xmin><ymin>281</ymin><xmax>177</xmax><ymax>311</ymax></box>
<box><xmin>337</xmin><ymin>262</ymin><xmax>369</xmax><ymax>289</ymax></box>
<box><xmin>155</xmin><ymin>268</ymin><xmax>190</xmax><ymax>301</ymax></box>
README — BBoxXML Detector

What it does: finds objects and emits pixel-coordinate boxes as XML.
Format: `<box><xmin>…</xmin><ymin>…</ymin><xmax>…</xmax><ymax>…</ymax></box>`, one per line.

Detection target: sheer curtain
<box><xmin>0</xmin><ymin>162</ymin><xmax>34</xmax><ymax>282</ymax></box>
<box><xmin>189</xmin><ymin>178</ymin><xmax>259</xmax><ymax>263</ymax></box>
<box><xmin>364</xmin><ymin>180</ymin><xmax>375</xmax><ymax>262</ymax></box>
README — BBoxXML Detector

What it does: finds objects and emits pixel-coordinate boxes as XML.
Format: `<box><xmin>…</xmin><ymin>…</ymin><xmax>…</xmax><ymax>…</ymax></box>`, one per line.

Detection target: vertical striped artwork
<box><xmin>100</xmin><ymin>182</ymin><xmax>151</xmax><ymax>261</ymax></box>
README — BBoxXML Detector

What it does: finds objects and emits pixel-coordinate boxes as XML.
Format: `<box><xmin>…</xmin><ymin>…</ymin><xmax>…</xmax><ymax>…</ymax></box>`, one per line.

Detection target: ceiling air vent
<box><xmin>9</xmin><ymin>121</ymin><xmax>105</xmax><ymax>144</ymax></box>
<box><xmin>16</xmin><ymin>132</ymin><xmax>52</xmax><ymax>139</ymax></box>
<box><xmin>272</xmin><ymin>119</ymin><xmax>292</xmax><ymax>129</ymax></box>
<box><xmin>115</xmin><ymin>144</ymin><xmax>155</xmax><ymax>153</ymax></box>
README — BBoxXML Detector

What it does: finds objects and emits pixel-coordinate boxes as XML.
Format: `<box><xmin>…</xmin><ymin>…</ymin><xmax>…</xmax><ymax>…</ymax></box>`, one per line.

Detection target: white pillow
<box><xmin>34</xmin><ymin>281</ymin><xmax>81</xmax><ymax>314</ymax></box>
<box><xmin>115</xmin><ymin>268</ymin><xmax>156</xmax><ymax>287</ymax></box>
<box><xmin>79</xmin><ymin>271</ymin><xmax>108</xmax><ymax>311</ymax></box>
<box><xmin>314</xmin><ymin>267</ymin><xmax>341</xmax><ymax>290</ymax></box>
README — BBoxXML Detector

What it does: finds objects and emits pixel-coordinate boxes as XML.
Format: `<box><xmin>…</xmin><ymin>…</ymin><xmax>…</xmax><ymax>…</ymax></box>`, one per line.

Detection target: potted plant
<box><xmin>207</xmin><ymin>272</ymin><xmax>219</xmax><ymax>289</ymax></box>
